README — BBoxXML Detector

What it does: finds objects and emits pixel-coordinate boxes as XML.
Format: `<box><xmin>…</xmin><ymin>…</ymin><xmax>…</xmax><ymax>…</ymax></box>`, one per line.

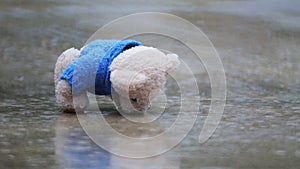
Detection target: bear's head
<box><xmin>110</xmin><ymin>46</ymin><xmax>180</xmax><ymax>114</ymax></box>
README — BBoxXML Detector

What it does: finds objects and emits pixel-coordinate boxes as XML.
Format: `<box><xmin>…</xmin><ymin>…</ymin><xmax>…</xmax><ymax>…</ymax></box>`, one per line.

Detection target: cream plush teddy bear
<box><xmin>54</xmin><ymin>40</ymin><xmax>179</xmax><ymax>113</ymax></box>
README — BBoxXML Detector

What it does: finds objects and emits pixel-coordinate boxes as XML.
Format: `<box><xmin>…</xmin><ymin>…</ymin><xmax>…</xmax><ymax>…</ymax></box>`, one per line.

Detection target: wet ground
<box><xmin>0</xmin><ymin>0</ymin><xmax>299</xmax><ymax>169</ymax></box>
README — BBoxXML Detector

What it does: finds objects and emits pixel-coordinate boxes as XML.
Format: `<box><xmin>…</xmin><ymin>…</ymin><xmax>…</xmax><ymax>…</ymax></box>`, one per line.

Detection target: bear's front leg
<box><xmin>55</xmin><ymin>80</ymin><xmax>89</xmax><ymax>112</ymax></box>
<box><xmin>73</xmin><ymin>91</ymin><xmax>89</xmax><ymax>112</ymax></box>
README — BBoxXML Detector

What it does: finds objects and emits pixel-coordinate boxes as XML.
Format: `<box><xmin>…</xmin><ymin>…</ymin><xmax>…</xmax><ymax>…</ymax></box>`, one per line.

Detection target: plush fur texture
<box><xmin>110</xmin><ymin>46</ymin><xmax>180</xmax><ymax>113</ymax></box>
<box><xmin>54</xmin><ymin>45</ymin><xmax>180</xmax><ymax>113</ymax></box>
<box><xmin>54</xmin><ymin>48</ymin><xmax>89</xmax><ymax>113</ymax></box>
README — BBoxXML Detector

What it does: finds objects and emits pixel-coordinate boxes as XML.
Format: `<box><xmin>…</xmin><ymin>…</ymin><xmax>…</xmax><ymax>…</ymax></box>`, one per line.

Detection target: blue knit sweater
<box><xmin>60</xmin><ymin>39</ymin><xmax>142</xmax><ymax>95</ymax></box>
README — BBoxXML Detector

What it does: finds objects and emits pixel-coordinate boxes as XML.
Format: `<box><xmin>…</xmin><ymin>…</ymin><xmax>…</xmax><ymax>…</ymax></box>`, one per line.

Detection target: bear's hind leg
<box><xmin>54</xmin><ymin>48</ymin><xmax>82</xmax><ymax>112</ymax></box>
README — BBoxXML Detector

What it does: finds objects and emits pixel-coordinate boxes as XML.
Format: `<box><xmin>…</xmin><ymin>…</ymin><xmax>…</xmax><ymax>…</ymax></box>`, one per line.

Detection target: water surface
<box><xmin>0</xmin><ymin>0</ymin><xmax>299</xmax><ymax>169</ymax></box>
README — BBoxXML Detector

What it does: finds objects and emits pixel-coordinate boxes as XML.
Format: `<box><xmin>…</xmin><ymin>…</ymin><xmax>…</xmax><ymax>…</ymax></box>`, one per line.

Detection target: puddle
<box><xmin>0</xmin><ymin>0</ymin><xmax>299</xmax><ymax>168</ymax></box>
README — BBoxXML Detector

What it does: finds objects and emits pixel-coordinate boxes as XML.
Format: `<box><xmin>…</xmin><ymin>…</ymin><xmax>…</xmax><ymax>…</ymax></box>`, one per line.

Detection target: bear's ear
<box><xmin>110</xmin><ymin>70</ymin><xmax>148</xmax><ymax>94</ymax></box>
<box><xmin>165</xmin><ymin>53</ymin><xmax>180</xmax><ymax>73</ymax></box>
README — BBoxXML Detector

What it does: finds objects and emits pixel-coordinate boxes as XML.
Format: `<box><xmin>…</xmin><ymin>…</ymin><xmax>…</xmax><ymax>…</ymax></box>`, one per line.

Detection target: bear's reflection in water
<box><xmin>54</xmin><ymin>113</ymin><xmax>180</xmax><ymax>169</ymax></box>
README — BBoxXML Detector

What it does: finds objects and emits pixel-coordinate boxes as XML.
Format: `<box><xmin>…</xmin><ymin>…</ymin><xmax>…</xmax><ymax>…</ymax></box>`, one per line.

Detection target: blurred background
<box><xmin>0</xmin><ymin>0</ymin><xmax>299</xmax><ymax>169</ymax></box>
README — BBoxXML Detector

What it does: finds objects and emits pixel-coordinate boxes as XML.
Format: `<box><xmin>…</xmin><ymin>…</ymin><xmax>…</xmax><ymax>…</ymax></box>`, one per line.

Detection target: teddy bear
<box><xmin>54</xmin><ymin>39</ymin><xmax>180</xmax><ymax>113</ymax></box>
